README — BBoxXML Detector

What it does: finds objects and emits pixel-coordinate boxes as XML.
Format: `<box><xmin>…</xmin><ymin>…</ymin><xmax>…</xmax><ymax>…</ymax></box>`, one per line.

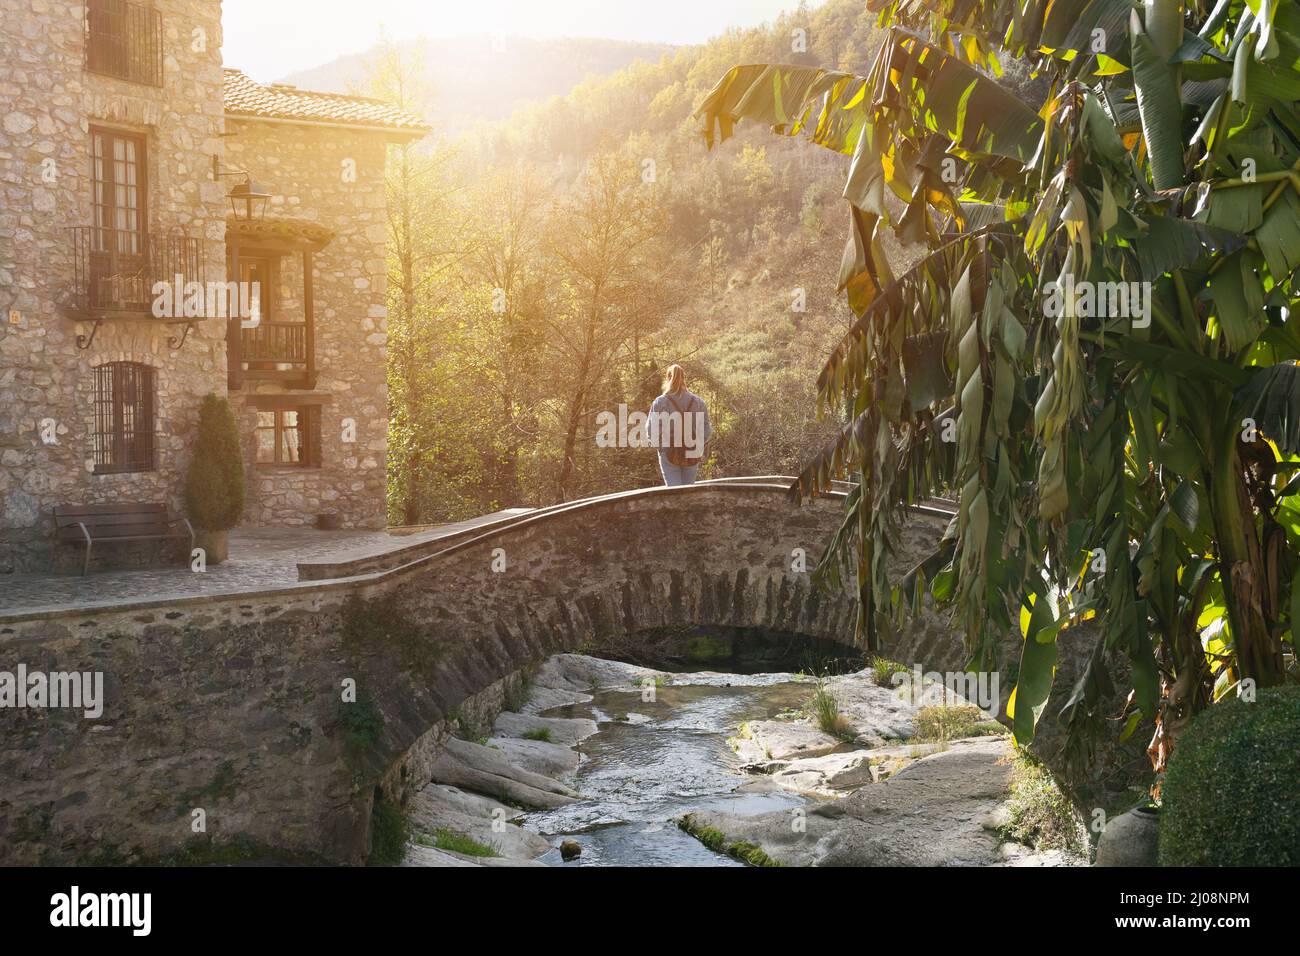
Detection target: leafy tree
<box><xmin>185</xmin><ymin>394</ymin><xmax>245</xmax><ymax>532</ymax></box>
<box><xmin>545</xmin><ymin>150</ymin><xmax>686</xmax><ymax>500</ymax></box>
<box><xmin>359</xmin><ymin>1</ymin><xmax>909</xmax><ymax>523</ymax></box>
<box><xmin>698</xmin><ymin>0</ymin><xmax>1300</xmax><ymax>769</ymax></box>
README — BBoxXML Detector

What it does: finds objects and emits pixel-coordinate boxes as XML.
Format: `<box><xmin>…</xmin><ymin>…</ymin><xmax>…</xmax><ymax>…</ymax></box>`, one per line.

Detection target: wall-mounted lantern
<box><xmin>228</xmin><ymin>178</ymin><xmax>271</xmax><ymax>221</ymax></box>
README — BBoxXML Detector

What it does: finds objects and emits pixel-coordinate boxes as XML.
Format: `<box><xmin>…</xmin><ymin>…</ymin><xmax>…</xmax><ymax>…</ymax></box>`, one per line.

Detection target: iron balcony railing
<box><xmin>241</xmin><ymin>321</ymin><xmax>309</xmax><ymax>367</ymax></box>
<box><xmin>69</xmin><ymin>226</ymin><xmax>203</xmax><ymax>314</ymax></box>
<box><xmin>85</xmin><ymin>0</ymin><xmax>164</xmax><ymax>87</ymax></box>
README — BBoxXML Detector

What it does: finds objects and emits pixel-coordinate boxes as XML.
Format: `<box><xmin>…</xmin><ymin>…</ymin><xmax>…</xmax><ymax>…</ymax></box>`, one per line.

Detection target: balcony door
<box><xmin>225</xmin><ymin>225</ymin><xmax>321</xmax><ymax>390</ymax></box>
<box><xmin>90</xmin><ymin>126</ymin><xmax>149</xmax><ymax>309</ymax></box>
<box><xmin>238</xmin><ymin>257</ymin><xmax>282</xmax><ymax>370</ymax></box>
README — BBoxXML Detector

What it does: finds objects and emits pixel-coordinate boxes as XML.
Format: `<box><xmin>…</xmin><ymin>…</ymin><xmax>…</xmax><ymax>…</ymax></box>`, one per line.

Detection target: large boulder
<box><xmin>881</xmin><ymin>613</ymin><xmax>1151</xmax><ymax>819</ymax></box>
<box><xmin>684</xmin><ymin>738</ymin><xmax>1032</xmax><ymax>866</ymax></box>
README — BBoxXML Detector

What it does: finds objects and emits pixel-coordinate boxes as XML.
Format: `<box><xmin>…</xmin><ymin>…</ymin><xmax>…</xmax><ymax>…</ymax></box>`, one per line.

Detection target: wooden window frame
<box><xmin>91</xmin><ymin>125</ymin><xmax>149</xmax><ymax>251</ymax></box>
<box><xmin>92</xmin><ymin>362</ymin><xmax>156</xmax><ymax>475</ymax></box>
<box><xmin>253</xmin><ymin>406</ymin><xmax>320</xmax><ymax>468</ymax></box>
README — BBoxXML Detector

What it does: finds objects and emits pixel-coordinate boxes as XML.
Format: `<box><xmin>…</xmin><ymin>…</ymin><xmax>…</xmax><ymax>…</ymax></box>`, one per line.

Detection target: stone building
<box><xmin>0</xmin><ymin>1</ymin><xmax>427</xmax><ymax>573</ymax></box>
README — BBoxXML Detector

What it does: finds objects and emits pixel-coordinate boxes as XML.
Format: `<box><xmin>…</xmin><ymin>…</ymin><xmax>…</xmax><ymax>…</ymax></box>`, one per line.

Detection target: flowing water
<box><xmin>524</xmin><ymin>673</ymin><xmax>816</xmax><ymax>867</ymax></box>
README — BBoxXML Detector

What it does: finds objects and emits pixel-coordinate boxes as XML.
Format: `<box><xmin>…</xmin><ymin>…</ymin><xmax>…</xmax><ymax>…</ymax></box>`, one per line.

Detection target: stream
<box><xmin>523</xmin><ymin>673</ymin><xmax>816</xmax><ymax>867</ymax></box>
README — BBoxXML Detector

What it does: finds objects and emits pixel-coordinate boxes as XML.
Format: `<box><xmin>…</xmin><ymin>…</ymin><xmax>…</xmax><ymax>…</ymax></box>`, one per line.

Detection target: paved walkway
<box><xmin>0</xmin><ymin>511</ymin><xmax>529</xmax><ymax>618</ymax></box>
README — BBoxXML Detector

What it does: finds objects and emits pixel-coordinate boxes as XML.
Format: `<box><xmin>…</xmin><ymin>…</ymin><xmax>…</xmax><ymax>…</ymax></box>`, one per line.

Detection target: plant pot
<box><xmin>195</xmin><ymin>529</ymin><xmax>229</xmax><ymax>566</ymax></box>
<box><xmin>1094</xmin><ymin>806</ymin><xmax>1159</xmax><ymax>866</ymax></box>
<box><xmin>316</xmin><ymin>512</ymin><xmax>342</xmax><ymax>531</ymax></box>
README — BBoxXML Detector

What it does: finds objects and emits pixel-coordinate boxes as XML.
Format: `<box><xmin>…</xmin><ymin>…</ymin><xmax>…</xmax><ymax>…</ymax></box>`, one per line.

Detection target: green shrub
<box><xmin>340</xmin><ymin>692</ymin><xmax>384</xmax><ymax>749</ymax></box>
<box><xmin>1159</xmin><ymin>685</ymin><xmax>1300</xmax><ymax>867</ymax></box>
<box><xmin>521</xmin><ymin>727</ymin><xmax>552</xmax><ymax>743</ymax></box>
<box><xmin>184</xmin><ymin>394</ymin><xmax>245</xmax><ymax>531</ymax></box>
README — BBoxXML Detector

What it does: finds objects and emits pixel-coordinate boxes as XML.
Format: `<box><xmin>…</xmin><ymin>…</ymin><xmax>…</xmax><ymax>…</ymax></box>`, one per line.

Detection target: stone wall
<box><xmin>0</xmin><ymin>484</ymin><xmax>882</xmax><ymax>864</ymax></box>
<box><xmin>0</xmin><ymin>0</ymin><xmax>228</xmax><ymax>573</ymax></box>
<box><xmin>222</xmin><ymin>121</ymin><xmax>390</xmax><ymax>531</ymax></box>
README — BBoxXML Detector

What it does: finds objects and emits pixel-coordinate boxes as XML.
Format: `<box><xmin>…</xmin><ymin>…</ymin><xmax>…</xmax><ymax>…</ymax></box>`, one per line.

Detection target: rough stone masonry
<box><xmin>0</xmin><ymin>2</ymin><xmax>414</xmax><ymax>573</ymax></box>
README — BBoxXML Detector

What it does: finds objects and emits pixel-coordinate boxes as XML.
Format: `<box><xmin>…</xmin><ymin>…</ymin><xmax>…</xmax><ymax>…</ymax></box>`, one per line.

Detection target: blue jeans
<box><xmin>658</xmin><ymin>452</ymin><xmax>700</xmax><ymax>486</ymax></box>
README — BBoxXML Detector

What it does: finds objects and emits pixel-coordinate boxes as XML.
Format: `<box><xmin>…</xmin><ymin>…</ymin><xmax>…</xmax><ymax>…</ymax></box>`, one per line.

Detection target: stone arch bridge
<box><xmin>0</xmin><ymin>478</ymin><xmax>974</xmax><ymax>864</ymax></box>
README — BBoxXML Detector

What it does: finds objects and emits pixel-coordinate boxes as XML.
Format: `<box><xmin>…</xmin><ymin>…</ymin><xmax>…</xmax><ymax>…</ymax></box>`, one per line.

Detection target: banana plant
<box><xmin>697</xmin><ymin>0</ymin><xmax>1300</xmax><ymax>773</ymax></box>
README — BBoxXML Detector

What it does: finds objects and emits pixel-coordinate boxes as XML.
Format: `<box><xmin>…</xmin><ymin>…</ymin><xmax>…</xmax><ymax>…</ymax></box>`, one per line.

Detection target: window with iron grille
<box><xmin>85</xmin><ymin>0</ymin><xmax>163</xmax><ymax>87</ymax></box>
<box><xmin>92</xmin><ymin>362</ymin><xmax>156</xmax><ymax>474</ymax></box>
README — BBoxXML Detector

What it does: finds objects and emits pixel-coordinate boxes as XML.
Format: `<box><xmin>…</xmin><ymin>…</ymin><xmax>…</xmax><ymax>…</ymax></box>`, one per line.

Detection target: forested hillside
<box><xmin>282</xmin><ymin>35</ymin><xmax>674</xmax><ymax>135</ymax></box>
<box><xmin>372</xmin><ymin>0</ymin><xmax>890</xmax><ymax>524</ymax></box>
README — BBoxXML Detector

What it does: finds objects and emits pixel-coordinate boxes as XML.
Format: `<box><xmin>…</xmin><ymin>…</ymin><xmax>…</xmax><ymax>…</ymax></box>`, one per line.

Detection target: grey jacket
<box><xmin>649</xmin><ymin>388</ymin><xmax>710</xmax><ymax>458</ymax></box>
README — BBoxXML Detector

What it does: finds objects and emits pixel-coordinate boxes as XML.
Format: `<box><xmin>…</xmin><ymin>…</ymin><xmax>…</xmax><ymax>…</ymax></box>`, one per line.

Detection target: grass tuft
<box><xmin>997</xmin><ymin>752</ymin><xmax>1086</xmax><ymax>855</ymax></box>
<box><xmin>805</xmin><ymin>679</ymin><xmax>855</xmax><ymax>740</ymax></box>
<box><xmin>869</xmin><ymin>657</ymin><xmax>910</xmax><ymax>687</ymax></box>
<box><xmin>417</xmin><ymin>828</ymin><xmax>500</xmax><ymax>858</ymax></box>
<box><xmin>910</xmin><ymin>705</ymin><xmax>1007</xmax><ymax>744</ymax></box>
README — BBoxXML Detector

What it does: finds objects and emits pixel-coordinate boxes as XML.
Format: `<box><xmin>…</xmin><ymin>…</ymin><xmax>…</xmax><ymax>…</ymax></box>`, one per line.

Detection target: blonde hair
<box><xmin>661</xmin><ymin>364</ymin><xmax>686</xmax><ymax>396</ymax></box>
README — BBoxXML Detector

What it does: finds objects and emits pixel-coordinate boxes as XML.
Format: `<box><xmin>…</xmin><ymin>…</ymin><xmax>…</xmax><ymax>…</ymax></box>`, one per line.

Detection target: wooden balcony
<box><xmin>241</xmin><ymin>321</ymin><xmax>312</xmax><ymax>383</ymax></box>
<box><xmin>226</xmin><ymin>218</ymin><xmax>333</xmax><ymax>392</ymax></box>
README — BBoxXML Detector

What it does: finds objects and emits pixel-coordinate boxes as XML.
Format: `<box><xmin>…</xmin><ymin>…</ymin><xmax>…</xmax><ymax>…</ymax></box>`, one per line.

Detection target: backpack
<box><xmin>663</xmin><ymin>392</ymin><xmax>696</xmax><ymax>468</ymax></box>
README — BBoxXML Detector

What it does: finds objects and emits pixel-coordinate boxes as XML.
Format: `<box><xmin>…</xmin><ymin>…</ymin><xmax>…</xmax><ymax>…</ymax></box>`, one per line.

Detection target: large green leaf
<box><xmin>1203</xmin><ymin>181</ymin><xmax>1267</xmax><ymax>234</ymax></box>
<box><xmin>1011</xmin><ymin>588</ymin><xmax>1061</xmax><ymax>744</ymax></box>
<box><xmin>1254</xmin><ymin>187</ymin><xmax>1300</xmax><ymax>281</ymax></box>
<box><xmin>1207</xmin><ymin>249</ymin><xmax>1267</xmax><ymax>352</ymax></box>
<box><xmin>1233</xmin><ymin>362</ymin><xmax>1300</xmax><ymax>454</ymax></box>
<box><xmin>887</xmin><ymin>31</ymin><xmax>1043</xmax><ymax>163</ymax></box>
<box><xmin>696</xmin><ymin>64</ymin><xmax>870</xmax><ymax>153</ymax></box>
<box><xmin>1133</xmin><ymin>214</ymin><xmax>1247</xmax><ymax>279</ymax></box>
<box><xmin>1130</xmin><ymin>9</ymin><xmax>1186</xmax><ymax>190</ymax></box>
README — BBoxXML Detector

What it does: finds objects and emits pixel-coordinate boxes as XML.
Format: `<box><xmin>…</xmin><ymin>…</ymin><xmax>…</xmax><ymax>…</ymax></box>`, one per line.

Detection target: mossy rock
<box><xmin>684</xmin><ymin>631</ymin><xmax>734</xmax><ymax>663</ymax></box>
<box><xmin>1158</xmin><ymin>685</ymin><xmax>1300</xmax><ymax>867</ymax></box>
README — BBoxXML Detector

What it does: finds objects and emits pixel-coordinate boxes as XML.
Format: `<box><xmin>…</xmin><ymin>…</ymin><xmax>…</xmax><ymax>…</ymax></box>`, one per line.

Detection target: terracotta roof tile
<box><xmin>223</xmin><ymin>69</ymin><xmax>430</xmax><ymax>135</ymax></box>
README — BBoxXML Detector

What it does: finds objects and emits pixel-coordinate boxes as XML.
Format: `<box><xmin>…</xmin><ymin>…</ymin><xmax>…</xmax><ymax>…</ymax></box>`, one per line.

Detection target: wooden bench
<box><xmin>54</xmin><ymin>503</ymin><xmax>195</xmax><ymax>576</ymax></box>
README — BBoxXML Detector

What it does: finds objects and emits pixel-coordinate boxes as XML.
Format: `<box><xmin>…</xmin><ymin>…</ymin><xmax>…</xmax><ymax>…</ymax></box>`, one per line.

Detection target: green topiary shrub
<box><xmin>184</xmin><ymin>394</ymin><xmax>245</xmax><ymax>531</ymax></box>
<box><xmin>1159</xmin><ymin>685</ymin><xmax>1300</xmax><ymax>867</ymax></box>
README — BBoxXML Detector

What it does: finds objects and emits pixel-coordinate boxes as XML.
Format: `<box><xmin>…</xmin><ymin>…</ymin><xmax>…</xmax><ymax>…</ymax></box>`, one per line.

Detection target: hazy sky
<box><xmin>223</xmin><ymin>0</ymin><xmax>824</xmax><ymax>81</ymax></box>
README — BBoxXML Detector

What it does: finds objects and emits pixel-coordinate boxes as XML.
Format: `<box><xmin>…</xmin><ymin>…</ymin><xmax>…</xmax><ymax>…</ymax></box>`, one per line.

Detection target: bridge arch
<box><xmin>343</xmin><ymin>480</ymin><xmax>951</xmax><ymax>662</ymax></box>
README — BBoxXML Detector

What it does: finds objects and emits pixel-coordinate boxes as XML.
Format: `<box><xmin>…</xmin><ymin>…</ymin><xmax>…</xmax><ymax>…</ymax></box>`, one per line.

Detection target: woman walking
<box><xmin>650</xmin><ymin>364</ymin><xmax>710</xmax><ymax>486</ymax></box>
